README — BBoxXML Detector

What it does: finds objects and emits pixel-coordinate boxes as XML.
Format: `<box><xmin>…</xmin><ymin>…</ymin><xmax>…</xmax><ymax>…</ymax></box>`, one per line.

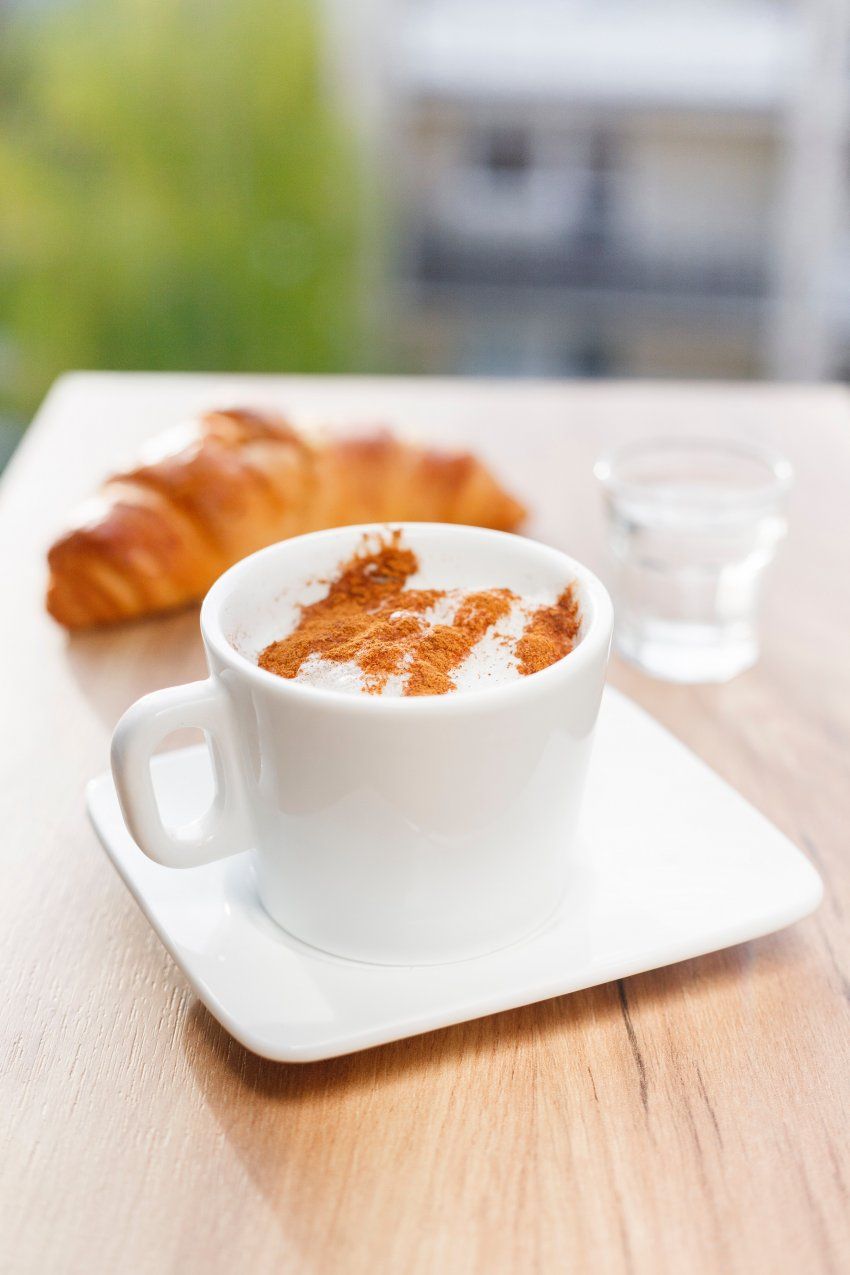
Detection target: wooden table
<box><xmin>2</xmin><ymin>374</ymin><xmax>849</xmax><ymax>1275</ymax></box>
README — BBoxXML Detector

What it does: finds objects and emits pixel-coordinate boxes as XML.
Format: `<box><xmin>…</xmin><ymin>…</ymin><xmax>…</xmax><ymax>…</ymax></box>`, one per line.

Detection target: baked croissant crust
<box><xmin>46</xmin><ymin>408</ymin><xmax>526</xmax><ymax>629</ymax></box>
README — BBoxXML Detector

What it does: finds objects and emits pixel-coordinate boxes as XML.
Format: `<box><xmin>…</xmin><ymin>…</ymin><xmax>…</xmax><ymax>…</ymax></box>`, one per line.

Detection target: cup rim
<box><xmin>593</xmin><ymin>436</ymin><xmax>794</xmax><ymax>509</ymax></box>
<box><xmin>201</xmin><ymin>522</ymin><xmax>613</xmax><ymax>714</ymax></box>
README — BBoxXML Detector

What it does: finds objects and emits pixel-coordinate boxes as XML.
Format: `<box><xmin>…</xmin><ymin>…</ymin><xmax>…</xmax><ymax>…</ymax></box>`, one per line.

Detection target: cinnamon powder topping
<box><xmin>258</xmin><ymin>531</ymin><xmax>581</xmax><ymax>696</ymax></box>
<box><xmin>516</xmin><ymin>587</ymin><xmax>582</xmax><ymax>677</ymax></box>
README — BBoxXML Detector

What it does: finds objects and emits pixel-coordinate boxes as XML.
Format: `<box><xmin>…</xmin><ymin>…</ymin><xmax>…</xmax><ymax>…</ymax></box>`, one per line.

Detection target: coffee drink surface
<box><xmin>258</xmin><ymin>531</ymin><xmax>581</xmax><ymax>698</ymax></box>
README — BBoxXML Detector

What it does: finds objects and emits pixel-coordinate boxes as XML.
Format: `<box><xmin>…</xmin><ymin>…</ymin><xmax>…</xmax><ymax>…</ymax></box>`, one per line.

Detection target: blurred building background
<box><xmin>380</xmin><ymin>0</ymin><xmax>849</xmax><ymax>380</ymax></box>
<box><xmin>2</xmin><ymin>0</ymin><xmax>850</xmax><ymax>463</ymax></box>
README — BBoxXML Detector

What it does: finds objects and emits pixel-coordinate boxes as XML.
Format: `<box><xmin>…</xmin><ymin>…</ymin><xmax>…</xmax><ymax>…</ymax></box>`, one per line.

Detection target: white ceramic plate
<box><xmin>87</xmin><ymin>687</ymin><xmax>822</xmax><ymax>1062</ymax></box>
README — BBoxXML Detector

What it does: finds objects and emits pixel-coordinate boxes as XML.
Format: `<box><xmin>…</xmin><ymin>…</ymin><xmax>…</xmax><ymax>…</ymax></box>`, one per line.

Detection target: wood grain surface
<box><xmin>1</xmin><ymin>374</ymin><xmax>848</xmax><ymax>1275</ymax></box>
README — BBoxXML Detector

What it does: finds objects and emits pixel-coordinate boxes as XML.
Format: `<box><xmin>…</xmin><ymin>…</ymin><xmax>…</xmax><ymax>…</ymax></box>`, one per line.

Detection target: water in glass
<box><xmin>595</xmin><ymin>440</ymin><xmax>793</xmax><ymax>683</ymax></box>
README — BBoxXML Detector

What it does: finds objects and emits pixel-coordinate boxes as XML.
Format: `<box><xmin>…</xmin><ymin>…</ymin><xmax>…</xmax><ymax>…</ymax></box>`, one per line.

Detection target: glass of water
<box><xmin>594</xmin><ymin>438</ymin><xmax>793</xmax><ymax>683</ymax></box>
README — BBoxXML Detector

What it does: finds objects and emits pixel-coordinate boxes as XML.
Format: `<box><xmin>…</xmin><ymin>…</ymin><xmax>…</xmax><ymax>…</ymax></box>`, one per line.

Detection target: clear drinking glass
<box><xmin>594</xmin><ymin>438</ymin><xmax>793</xmax><ymax>683</ymax></box>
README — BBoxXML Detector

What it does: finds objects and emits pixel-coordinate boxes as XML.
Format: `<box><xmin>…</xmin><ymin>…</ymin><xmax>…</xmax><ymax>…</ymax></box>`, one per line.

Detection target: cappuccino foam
<box><xmin>258</xmin><ymin>531</ymin><xmax>581</xmax><ymax>698</ymax></box>
<box><xmin>289</xmin><ymin>589</ymin><xmax>560</xmax><ymax>697</ymax></box>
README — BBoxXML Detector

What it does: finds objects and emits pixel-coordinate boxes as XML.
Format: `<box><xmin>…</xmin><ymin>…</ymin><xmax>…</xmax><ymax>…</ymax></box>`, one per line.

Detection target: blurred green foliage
<box><xmin>0</xmin><ymin>0</ymin><xmax>365</xmax><ymax>424</ymax></box>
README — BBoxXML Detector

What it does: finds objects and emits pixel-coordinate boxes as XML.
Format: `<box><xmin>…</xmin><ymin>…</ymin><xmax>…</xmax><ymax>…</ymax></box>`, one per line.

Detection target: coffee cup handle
<box><xmin>110</xmin><ymin>679</ymin><xmax>249</xmax><ymax>868</ymax></box>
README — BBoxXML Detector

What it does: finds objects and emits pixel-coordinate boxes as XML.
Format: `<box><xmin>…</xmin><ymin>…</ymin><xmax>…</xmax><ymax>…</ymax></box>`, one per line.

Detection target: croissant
<box><xmin>46</xmin><ymin>408</ymin><xmax>526</xmax><ymax>629</ymax></box>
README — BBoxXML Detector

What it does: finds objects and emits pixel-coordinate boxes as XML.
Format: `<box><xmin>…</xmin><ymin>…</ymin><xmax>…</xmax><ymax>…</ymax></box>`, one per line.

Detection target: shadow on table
<box><xmin>183</xmin><ymin>936</ymin><xmax>797</xmax><ymax>1102</ymax></box>
<box><xmin>180</xmin><ymin>930</ymin><xmax>805</xmax><ymax>1253</ymax></box>
<box><xmin>63</xmin><ymin>607</ymin><xmax>204</xmax><ymax>730</ymax></box>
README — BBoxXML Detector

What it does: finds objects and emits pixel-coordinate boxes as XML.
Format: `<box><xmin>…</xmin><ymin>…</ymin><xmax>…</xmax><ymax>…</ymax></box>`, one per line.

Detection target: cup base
<box><xmin>252</xmin><ymin>860</ymin><xmax>570</xmax><ymax>968</ymax></box>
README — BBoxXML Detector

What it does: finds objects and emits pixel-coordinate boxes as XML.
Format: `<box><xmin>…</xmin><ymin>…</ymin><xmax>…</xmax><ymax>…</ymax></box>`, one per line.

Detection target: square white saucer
<box><xmin>87</xmin><ymin>687</ymin><xmax>822</xmax><ymax>1063</ymax></box>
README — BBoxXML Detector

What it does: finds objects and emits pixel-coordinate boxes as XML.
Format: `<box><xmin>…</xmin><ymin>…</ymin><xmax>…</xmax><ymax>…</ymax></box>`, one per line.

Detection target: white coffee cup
<box><xmin>111</xmin><ymin>523</ymin><xmax>613</xmax><ymax>965</ymax></box>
